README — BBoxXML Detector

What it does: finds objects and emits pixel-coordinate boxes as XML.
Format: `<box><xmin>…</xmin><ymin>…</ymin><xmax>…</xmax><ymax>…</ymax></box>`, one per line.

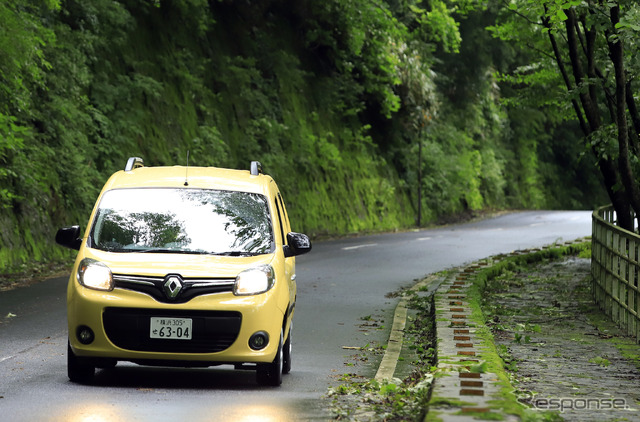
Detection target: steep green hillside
<box><xmin>0</xmin><ymin>0</ymin><xmax>606</xmax><ymax>271</ymax></box>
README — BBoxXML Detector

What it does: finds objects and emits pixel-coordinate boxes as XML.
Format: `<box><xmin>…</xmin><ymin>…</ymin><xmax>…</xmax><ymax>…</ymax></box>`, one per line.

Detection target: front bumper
<box><xmin>68</xmin><ymin>285</ymin><xmax>285</xmax><ymax>365</ymax></box>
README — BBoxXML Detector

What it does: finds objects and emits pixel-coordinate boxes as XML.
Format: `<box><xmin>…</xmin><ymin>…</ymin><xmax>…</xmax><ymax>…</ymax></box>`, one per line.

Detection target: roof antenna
<box><xmin>184</xmin><ymin>150</ymin><xmax>190</xmax><ymax>186</ymax></box>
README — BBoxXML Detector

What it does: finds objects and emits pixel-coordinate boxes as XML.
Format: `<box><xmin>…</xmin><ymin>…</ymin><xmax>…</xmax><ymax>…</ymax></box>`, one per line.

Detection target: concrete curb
<box><xmin>375</xmin><ymin>274</ymin><xmax>441</xmax><ymax>382</ymax></box>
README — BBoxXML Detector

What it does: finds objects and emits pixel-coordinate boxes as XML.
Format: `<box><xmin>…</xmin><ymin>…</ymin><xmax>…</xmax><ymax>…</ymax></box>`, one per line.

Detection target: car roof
<box><xmin>101</xmin><ymin>165</ymin><xmax>275</xmax><ymax>196</ymax></box>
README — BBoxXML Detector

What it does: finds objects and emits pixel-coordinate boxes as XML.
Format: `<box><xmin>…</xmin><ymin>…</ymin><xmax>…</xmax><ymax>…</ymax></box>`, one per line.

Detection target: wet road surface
<box><xmin>0</xmin><ymin>211</ymin><xmax>592</xmax><ymax>421</ymax></box>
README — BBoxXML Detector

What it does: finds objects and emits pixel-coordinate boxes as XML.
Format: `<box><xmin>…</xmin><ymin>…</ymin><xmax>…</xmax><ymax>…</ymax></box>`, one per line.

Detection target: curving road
<box><xmin>0</xmin><ymin>211</ymin><xmax>592</xmax><ymax>421</ymax></box>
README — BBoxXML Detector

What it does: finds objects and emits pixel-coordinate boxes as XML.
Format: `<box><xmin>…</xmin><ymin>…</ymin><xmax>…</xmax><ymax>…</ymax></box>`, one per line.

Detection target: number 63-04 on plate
<box><xmin>150</xmin><ymin>317</ymin><xmax>193</xmax><ymax>340</ymax></box>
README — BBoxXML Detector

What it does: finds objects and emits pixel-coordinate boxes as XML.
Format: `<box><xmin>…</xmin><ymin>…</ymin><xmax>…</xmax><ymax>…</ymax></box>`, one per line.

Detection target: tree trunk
<box><xmin>551</xmin><ymin>7</ymin><xmax>633</xmax><ymax>230</ymax></box>
<box><xmin>609</xmin><ymin>5</ymin><xmax>640</xmax><ymax>231</ymax></box>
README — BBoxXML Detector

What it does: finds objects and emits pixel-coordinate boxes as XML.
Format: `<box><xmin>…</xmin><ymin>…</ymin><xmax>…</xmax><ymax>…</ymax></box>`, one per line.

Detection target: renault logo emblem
<box><xmin>163</xmin><ymin>275</ymin><xmax>183</xmax><ymax>299</ymax></box>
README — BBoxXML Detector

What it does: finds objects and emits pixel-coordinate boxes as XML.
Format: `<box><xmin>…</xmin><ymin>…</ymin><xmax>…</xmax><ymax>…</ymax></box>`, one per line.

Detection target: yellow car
<box><xmin>55</xmin><ymin>158</ymin><xmax>311</xmax><ymax>386</ymax></box>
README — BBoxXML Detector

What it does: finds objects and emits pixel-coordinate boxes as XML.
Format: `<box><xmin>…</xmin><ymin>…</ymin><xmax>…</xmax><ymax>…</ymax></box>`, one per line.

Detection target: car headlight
<box><xmin>234</xmin><ymin>265</ymin><xmax>275</xmax><ymax>296</ymax></box>
<box><xmin>77</xmin><ymin>258</ymin><xmax>114</xmax><ymax>291</ymax></box>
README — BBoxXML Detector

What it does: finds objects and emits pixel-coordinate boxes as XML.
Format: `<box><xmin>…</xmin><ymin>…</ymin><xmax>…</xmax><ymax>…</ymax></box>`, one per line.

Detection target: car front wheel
<box><xmin>282</xmin><ymin>325</ymin><xmax>292</xmax><ymax>375</ymax></box>
<box><xmin>256</xmin><ymin>330</ymin><xmax>283</xmax><ymax>386</ymax></box>
<box><xmin>67</xmin><ymin>342</ymin><xmax>95</xmax><ymax>384</ymax></box>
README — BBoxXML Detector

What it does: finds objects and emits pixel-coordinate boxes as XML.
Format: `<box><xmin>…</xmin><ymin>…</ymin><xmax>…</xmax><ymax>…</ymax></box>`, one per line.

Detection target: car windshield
<box><xmin>90</xmin><ymin>188</ymin><xmax>274</xmax><ymax>255</ymax></box>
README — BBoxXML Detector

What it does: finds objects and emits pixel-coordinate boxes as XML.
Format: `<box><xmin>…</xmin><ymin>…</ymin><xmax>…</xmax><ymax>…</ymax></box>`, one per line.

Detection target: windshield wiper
<box><xmin>99</xmin><ymin>247</ymin><xmax>259</xmax><ymax>256</ymax></box>
<box><xmin>135</xmin><ymin>248</ymin><xmax>205</xmax><ymax>254</ymax></box>
<box><xmin>135</xmin><ymin>249</ymin><xmax>258</xmax><ymax>256</ymax></box>
<box><xmin>213</xmin><ymin>251</ymin><xmax>259</xmax><ymax>256</ymax></box>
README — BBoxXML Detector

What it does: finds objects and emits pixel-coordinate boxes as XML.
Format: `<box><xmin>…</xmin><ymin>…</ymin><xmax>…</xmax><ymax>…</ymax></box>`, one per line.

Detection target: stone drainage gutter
<box><xmin>425</xmin><ymin>242</ymin><xmax>586</xmax><ymax>421</ymax></box>
<box><xmin>427</xmin><ymin>263</ymin><xmax>517</xmax><ymax>421</ymax></box>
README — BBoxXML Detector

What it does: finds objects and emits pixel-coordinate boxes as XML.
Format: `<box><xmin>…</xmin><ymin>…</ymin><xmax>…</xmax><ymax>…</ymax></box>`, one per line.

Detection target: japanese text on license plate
<box><xmin>150</xmin><ymin>317</ymin><xmax>192</xmax><ymax>340</ymax></box>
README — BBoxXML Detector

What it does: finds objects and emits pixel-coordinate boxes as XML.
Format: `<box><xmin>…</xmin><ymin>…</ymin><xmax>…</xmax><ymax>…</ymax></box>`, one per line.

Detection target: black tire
<box><xmin>256</xmin><ymin>331</ymin><xmax>283</xmax><ymax>386</ymax></box>
<box><xmin>282</xmin><ymin>325</ymin><xmax>292</xmax><ymax>375</ymax></box>
<box><xmin>67</xmin><ymin>342</ymin><xmax>95</xmax><ymax>384</ymax></box>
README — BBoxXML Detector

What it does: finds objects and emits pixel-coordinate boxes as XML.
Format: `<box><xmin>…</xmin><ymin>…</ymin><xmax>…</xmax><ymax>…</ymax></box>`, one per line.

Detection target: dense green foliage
<box><xmin>0</xmin><ymin>0</ymin><xmax>606</xmax><ymax>271</ymax></box>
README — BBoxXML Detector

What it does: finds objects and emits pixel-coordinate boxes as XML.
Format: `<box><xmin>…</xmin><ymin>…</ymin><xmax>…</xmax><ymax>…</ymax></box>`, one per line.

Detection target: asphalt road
<box><xmin>0</xmin><ymin>211</ymin><xmax>592</xmax><ymax>421</ymax></box>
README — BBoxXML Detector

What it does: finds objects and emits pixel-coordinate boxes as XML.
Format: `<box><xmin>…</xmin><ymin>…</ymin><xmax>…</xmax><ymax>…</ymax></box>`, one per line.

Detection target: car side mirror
<box><xmin>283</xmin><ymin>232</ymin><xmax>311</xmax><ymax>258</ymax></box>
<box><xmin>56</xmin><ymin>225</ymin><xmax>82</xmax><ymax>250</ymax></box>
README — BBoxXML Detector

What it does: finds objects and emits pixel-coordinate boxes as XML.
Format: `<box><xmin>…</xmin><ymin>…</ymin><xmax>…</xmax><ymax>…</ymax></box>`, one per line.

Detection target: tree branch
<box><xmin>565</xmin><ymin>8</ymin><xmax>600</xmax><ymax>132</ymax></box>
<box><xmin>542</xmin><ymin>9</ymin><xmax>588</xmax><ymax>135</ymax></box>
<box><xmin>626</xmin><ymin>79</ymin><xmax>640</xmax><ymax>154</ymax></box>
<box><xmin>500</xmin><ymin>0</ymin><xmax>545</xmax><ymax>27</ymax></box>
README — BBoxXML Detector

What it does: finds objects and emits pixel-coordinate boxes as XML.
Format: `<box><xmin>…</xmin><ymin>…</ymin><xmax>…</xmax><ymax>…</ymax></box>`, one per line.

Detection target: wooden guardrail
<box><xmin>591</xmin><ymin>205</ymin><xmax>640</xmax><ymax>343</ymax></box>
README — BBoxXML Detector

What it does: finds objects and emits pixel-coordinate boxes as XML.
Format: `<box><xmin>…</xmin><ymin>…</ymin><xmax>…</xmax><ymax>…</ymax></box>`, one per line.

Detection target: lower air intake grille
<box><xmin>103</xmin><ymin>308</ymin><xmax>242</xmax><ymax>353</ymax></box>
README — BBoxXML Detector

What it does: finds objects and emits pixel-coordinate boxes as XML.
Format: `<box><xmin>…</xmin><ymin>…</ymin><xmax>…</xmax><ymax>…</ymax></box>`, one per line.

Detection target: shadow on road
<box><xmin>88</xmin><ymin>364</ymin><xmax>271</xmax><ymax>390</ymax></box>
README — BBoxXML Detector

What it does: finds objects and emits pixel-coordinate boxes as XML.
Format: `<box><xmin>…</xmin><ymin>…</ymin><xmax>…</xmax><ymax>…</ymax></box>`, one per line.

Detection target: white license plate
<box><xmin>150</xmin><ymin>317</ymin><xmax>192</xmax><ymax>340</ymax></box>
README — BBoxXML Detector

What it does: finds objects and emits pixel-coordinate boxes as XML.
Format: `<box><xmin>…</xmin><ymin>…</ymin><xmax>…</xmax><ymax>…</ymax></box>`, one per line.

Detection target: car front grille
<box><xmin>103</xmin><ymin>307</ymin><xmax>242</xmax><ymax>353</ymax></box>
<box><xmin>113</xmin><ymin>274</ymin><xmax>235</xmax><ymax>304</ymax></box>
